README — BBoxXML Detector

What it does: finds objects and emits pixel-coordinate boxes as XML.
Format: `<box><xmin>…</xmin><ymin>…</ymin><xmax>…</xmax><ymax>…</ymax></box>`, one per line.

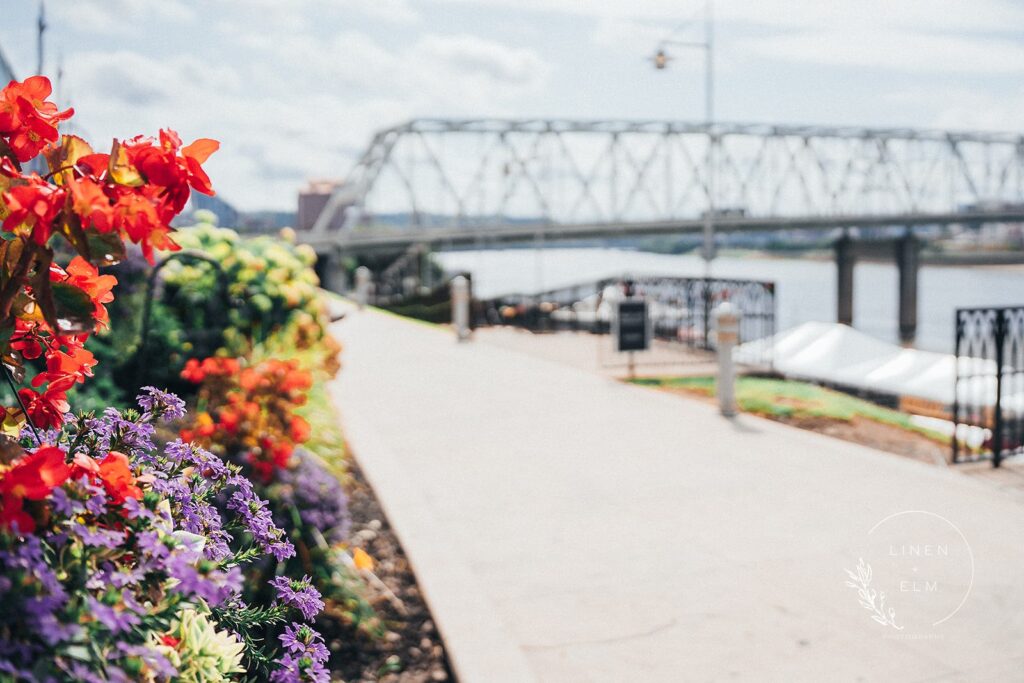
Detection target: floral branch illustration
<box><xmin>845</xmin><ymin>558</ymin><xmax>903</xmax><ymax>630</ymax></box>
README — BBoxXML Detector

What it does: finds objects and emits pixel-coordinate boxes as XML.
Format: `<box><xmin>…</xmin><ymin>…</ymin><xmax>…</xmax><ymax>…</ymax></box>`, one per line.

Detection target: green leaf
<box><xmin>85</xmin><ymin>231</ymin><xmax>126</xmax><ymax>266</ymax></box>
<box><xmin>50</xmin><ymin>282</ymin><xmax>96</xmax><ymax>334</ymax></box>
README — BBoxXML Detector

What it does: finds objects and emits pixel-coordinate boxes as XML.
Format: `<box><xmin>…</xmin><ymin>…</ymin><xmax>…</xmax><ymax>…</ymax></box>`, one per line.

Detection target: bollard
<box><xmin>450</xmin><ymin>275</ymin><xmax>471</xmax><ymax>342</ymax></box>
<box><xmin>712</xmin><ymin>301</ymin><xmax>740</xmax><ymax>417</ymax></box>
<box><xmin>354</xmin><ymin>266</ymin><xmax>371</xmax><ymax>310</ymax></box>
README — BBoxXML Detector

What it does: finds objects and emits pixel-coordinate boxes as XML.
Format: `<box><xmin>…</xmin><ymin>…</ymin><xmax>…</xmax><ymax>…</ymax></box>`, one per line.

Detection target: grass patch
<box><xmin>632</xmin><ymin>375</ymin><xmax>948</xmax><ymax>443</ymax></box>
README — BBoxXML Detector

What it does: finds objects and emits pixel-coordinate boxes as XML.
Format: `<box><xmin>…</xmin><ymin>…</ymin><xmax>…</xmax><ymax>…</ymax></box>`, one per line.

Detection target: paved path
<box><xmin>329</xmin><ymin>308</ymin><xmax>1024</xmax><ymax>682</ymax></box>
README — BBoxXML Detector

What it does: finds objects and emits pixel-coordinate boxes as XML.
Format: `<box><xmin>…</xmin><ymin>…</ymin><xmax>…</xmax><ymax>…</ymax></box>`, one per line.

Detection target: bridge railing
<box><xmin>476</xmin><ymin>275</ymin><xmax>776</xmax><ymax>366</ymax></box>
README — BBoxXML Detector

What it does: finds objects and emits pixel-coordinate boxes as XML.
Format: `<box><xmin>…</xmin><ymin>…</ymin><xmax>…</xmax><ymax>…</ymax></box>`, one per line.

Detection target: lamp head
<box><xmin>652</xmin><ymin>48</ymin><xmax>670</xmax><ymax>70</ymax></box>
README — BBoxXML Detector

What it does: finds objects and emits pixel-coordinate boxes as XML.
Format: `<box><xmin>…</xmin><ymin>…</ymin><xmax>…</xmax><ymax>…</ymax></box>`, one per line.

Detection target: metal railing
<box><xmin>477</xmin><ymin>275</ymin><xmax>776</xmax><ymax>363</ymax></box>
<box><xmin>952</xmin><ymin>306</ymin><xmax>1024</xmax><ymax>466</ymax></box>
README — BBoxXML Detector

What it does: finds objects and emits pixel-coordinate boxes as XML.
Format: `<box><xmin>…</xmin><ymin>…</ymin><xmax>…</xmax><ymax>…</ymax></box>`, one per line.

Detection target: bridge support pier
<box><xmin>896</xmin><ymin>232</ymin><xmax>921</xmax><ymax>346</ymax></box>
<box><xmin>317</xmin><ymin>248</ymin><xmax>349</xmax><ymax>294</ymax></box>
<box><xmin>835</xmin><ymin>234</ymin><xmax>855</xmax><ymax>327</ymax></box>
<box><xmin>832</xmin><ymin>231</ymin><xmax>921</xmax><ymax>345</ymax></box>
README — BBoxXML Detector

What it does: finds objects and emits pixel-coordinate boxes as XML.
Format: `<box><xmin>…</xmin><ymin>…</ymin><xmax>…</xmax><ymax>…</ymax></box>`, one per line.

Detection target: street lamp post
<box><xmin>653</xmin><ymin>0</ymin><xmax>716</xmax><ymax>271</ymax></box>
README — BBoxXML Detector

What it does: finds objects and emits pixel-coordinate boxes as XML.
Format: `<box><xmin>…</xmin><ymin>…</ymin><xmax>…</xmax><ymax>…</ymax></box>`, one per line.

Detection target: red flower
<box><xmin>18</xmin><ymin>387</ymin><xmax>69</xmax><ymax>430</ymax></box>
<box><xmin>96</xmin><ymin>451</ymin><xmax>141</xmax><ymax>504</ymax></box>
<box><xmin>10</xmin><ymin>320</ymin><xmax>47</xmax><ymax>360</ymax></box>
<box><xmin>0</xmin><ymin>76</ymin><xmax>73</xmax><ymax>161</ymax></box>
<box><xmin>125</xmin><ymin>130</ymin><xmax>218</xmax><ymax>211</ymax></box>
<box><xmin>0</xmin><ymin>445</ymin><xmax>71</xmax><ymax>533</ymax></box>
<box><xmin>1</xmin><ymin>175</ymin><xmax>66</xmax><ymax>244</ymax></box>
<box><xmin>181</xmin><ymin>358</ymin><xmax>204</xmax><ymax>383</ymax></box>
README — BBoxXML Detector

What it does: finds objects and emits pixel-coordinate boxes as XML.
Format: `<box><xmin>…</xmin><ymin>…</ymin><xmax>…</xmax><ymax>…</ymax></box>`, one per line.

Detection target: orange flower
<box><xmin>66</xmin><ymin>176</ymin><xmax>114</xmax><ymax>233</ymax></box>
<box><xmin>60</xmin><ymin>257</ymin><xmax>117</xmax><ymax>329</ymax></box>
<box><xmin>195</xmin><ymin>412</ymin><xmax>216</xmax><ymax>438</ymax></box>
<box><xmin>97</xmin><ymin>451</ymin><xmax>141</xmax><ymax>504</ymax></box>
<box><xmin>289</xmin><ymin>415</ymin><xmax>311</xmax><ymax>444</ymax></box>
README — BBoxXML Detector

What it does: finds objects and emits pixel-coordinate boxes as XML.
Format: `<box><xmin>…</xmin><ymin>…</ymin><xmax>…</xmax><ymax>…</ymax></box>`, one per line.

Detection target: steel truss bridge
<box><xmin>304</xmin><ymin>118</ymin><xmax>1024</xmax><ymax>251</ymax></box>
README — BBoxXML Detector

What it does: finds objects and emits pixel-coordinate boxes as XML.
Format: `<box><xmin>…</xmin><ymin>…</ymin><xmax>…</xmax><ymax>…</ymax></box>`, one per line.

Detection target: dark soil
<box><xmin>780</xmin><ymin>414</ymin><xmax>948</xmax><ymax>466</ymax></box>
<box><xmin>330</xmin><ymin>458</ymin><xmax>453</xmax><ymax>683</ymax></box>
<box><xmin>665</xmin><ymin>387</ymin><xmax>950</xmax><ymax>466</ymax></box>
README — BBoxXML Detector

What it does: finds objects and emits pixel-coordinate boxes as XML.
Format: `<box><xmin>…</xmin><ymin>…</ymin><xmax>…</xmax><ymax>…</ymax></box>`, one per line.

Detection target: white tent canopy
<box><xmin>736</xmin><ymin>322</ymin><xmax>1013</xmax><ymax>410</ymax></box>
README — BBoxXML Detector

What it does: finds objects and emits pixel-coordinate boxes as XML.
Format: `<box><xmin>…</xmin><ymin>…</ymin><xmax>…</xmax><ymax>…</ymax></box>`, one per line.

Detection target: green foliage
<box><xmin>633</xmin><ymin>375</ymin><xmax>948</xmax><ymax>441</ymax></box>
<box><xmin>162</xmin><ymin>220</ymin><xmax>325</xmax><ymax>355</ymax></box>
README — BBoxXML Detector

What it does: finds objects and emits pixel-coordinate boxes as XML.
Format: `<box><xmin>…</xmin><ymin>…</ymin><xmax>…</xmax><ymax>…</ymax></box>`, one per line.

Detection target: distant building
<box><xmin>298</xmin><ymin>179</ymin><xmax>349</xmax><ymax>231</ymax></box>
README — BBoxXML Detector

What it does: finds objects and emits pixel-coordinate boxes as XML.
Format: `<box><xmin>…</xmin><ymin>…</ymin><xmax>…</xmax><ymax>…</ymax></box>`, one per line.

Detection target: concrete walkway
<box><xmin>329</xmin><ymin>308</ymin><xmax>1024</xmax><ymax>683</ymax></box>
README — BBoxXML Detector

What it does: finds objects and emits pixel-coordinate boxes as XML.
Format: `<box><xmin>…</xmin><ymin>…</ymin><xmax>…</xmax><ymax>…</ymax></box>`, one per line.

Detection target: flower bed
<box><xmin>0</xmin><ymin>76</ymin><xmax>335</xmax><ymax>681</ymax></box>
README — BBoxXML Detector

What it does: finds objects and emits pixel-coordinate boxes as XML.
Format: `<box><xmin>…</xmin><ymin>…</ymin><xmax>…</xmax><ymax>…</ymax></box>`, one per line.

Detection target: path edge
<box><xmin>330</xmin><ymin>378</ymin><xmax>538</xmax><ymax>683</ymax></box>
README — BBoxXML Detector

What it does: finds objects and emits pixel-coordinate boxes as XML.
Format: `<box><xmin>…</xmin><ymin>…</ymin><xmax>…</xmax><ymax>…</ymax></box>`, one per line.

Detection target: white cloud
<box><xmin>53</xmin><ymin>0</ymin><xmax>195</xmax><ymax>32</ymax></box>
<box><xmin>744</xmin><ymin>29</ymin><xmax>1024</xmax><ymax>74</ymax></box>
<box><xmin>414</xmin><ymin>34</ymin><xmax>547</xmax><ymax>86</ymax></box>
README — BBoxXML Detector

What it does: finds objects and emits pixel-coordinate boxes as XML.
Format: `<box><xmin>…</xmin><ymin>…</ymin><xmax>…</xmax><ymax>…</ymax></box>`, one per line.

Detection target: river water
<box><xmin>435</xmin><ymin>248</ymin><xmax>1024</xmax><ymax>353</ymax></box>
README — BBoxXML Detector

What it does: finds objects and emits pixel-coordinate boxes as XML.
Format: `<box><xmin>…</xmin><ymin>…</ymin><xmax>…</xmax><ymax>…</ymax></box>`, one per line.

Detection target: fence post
<box><xmin>354</xmin><ymin>266</ymin><xmax>371</xmax><ymax>309</ymax></box>
<box><xmin>713</xmin><ymin>301</ymin><xmax>740</xmax><ymax>417</ymax></box>
<box><xmin>451</xmin><ymin>275</ymin><xmax>471</xmax><ymax>342</ymax></box>
<box><xmin>993</xmin><ymin>309</ymin><xmax>1005</xmax><ymax>467</ymax></box>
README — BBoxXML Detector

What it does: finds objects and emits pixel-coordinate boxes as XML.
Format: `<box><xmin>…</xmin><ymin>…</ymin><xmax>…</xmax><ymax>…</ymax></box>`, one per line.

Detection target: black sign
<box><xmin>616</xmin><ymin>300</ymin><xmax>649</xmax><ymax>352</ymax></box>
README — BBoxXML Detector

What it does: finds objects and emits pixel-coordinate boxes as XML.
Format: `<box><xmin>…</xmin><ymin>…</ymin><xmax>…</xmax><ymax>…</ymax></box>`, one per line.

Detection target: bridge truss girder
<box><xmin>311</xmin><ymin>119</ymin><xmax>1024</xmax><ymax>238</ymax></box>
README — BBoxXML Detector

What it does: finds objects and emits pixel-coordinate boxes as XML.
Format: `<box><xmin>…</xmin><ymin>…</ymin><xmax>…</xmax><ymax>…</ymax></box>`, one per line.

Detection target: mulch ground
<box><xmin>330</xmin><ymin>458</ymin><xmax>454</xmax><ymax>683</ymax></box>
<box><xmin>661</xmin><ymin>386</ymin><xmax>950</xmax><ymax>466</ymax></box>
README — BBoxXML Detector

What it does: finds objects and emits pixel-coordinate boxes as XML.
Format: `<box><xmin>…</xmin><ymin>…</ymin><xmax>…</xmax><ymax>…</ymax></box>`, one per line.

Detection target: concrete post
<box><xmin>834</xmin><ymin>234</ymin><xmax>855</xmax><ymax>326</ymax></box>
<box><xmin>451</xmin><ymin>275</ymin><xmax>471</xmax><ymax>342</ymax></box>
<box><xmin>354</xmin><ymin>266</ymin><xmax>371</xmax><ymax>310</ymax></box>
<box><xmin>896</xmin><ymin>231</ymin><xmax>920</xmax><ymax>346</ymax></box>
<box><xmin>713</xmin><ymin>301</ymin><xmax>739</xmax><ymax>417</ymax></box>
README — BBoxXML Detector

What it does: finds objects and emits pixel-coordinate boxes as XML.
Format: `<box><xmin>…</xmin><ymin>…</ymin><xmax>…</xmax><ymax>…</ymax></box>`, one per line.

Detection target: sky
<box><xmin>1</xmin><ymin>0</ymin><xmax>1022</xmax><ymax>212</ymax></box>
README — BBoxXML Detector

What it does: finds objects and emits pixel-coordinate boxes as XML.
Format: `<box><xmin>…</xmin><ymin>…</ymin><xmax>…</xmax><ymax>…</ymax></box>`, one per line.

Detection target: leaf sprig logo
<box><xmin>844</xmin><ymin>558</ymin><xmax>902</xmax><ymax>630</ymax></box>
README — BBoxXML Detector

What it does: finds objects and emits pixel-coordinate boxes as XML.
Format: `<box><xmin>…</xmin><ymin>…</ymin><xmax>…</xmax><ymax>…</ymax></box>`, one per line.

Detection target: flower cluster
<box><xmin>0</xmin><ymin>75</ymin><xmax>218</xmax><ymax>437</ymax></box>
<box><xmin>181</xmin><ymin>357</ymin><xmax>313</xmax><ymax>483</ymax></box>
<box><xmin>271</xmin><ymin>448</ymin><xmax>351</xmax><ymax>545</ymax></box>
<box><xmin>161</xmin><ymin>219</ymin><xmax>328</xmax><ymax>355</ymax></box>
<box><xmin>0</xmin><ymin>389</ymin><xmax>328</xmax><ymax>681</ymax></box>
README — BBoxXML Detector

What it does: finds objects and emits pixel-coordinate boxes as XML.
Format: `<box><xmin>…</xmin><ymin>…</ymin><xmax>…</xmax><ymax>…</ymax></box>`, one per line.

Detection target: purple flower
<box><xmin>274</xmin><ymin>449</ymin><xmax>350</xmax><ymax>544</ymax></box>
<box><xmin>279</xmin><ymin>622</ymin><xmax>329</xmax><ymax>662</ymax></box>
<box><xmin>270</xmin><ymin>576</ymin><xmax>324</xmax><ymax>621</ymax></box>
<box><xmin>121</xmin><ymin>496</ymin><xmax>152</xmax><ymax>521</ymax></box>
<box><xmin>270</xmin><ymin>653</ymin><xmax>330</xmax><ymax>683</ymax></box>
<box><xmin>227</xmin><ymin>490</ymin><xmax>295</xmax><ymax>561</ymax></box>
<box><xmin>70</xmin><ymin>523</ymin><xmax>124</xmax><ymax>549</ymax></box>
<box><xmin>116</xmin><ymin>643</ymin><xmax>178</xmax><ymax>679</ymax></box>
<box><xmin>167</xmin><ymin>556</ymin><xmax>242</xmax><ymax>607</ymax></box>
<box><xmin>49</xmin><ymin>488</ymin><xmax>82</xmax><ymax>516</ymax></box>
<box><xmin>87</xmin><ymin>593</ymin><xmax>142</xmax><ymax>634</ymax></box>
<box><xmin>137</xmin><ymin>387</ymin><xmax>186</xmax><ymax>421</ymax></box>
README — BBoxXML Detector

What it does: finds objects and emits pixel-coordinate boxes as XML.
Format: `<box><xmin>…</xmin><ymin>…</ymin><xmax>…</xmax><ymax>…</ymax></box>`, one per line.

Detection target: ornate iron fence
<box><xmin>952</xmin><ymin>306</ymin><xmax>1024</xmax><ymax>466</ymax></box>
<box><xmin>478</xmin><ymin>275</ymin><xmax>775</xmax><ymax>363</ymax></box>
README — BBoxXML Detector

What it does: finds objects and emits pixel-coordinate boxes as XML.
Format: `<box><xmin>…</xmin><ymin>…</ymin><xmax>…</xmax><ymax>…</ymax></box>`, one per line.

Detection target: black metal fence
<box><xmin>478</xmin><ymin>275</ymin><xmax>776</xmax><ymax>360</ymax></box>
<box><xmin>952</xmin><ymin>306</ymin><xmax>1024</xmax><ymax>466</ymax></box>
